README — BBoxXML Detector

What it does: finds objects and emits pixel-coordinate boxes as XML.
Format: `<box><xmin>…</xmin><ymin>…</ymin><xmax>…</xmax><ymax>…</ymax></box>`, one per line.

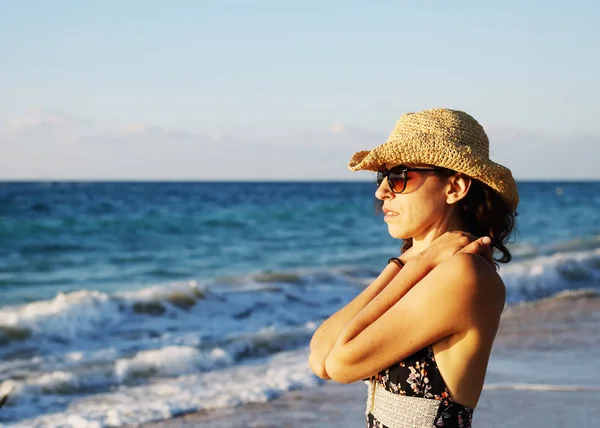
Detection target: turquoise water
<box><xmin>2</xmin><ymin>181</ymin><xmax>600</xmax><ymax>304</ymax></box>
<box><xmin>0</xmin><ymin>181</ymin><xmax>599</xmax><ymax>426</ymax></box>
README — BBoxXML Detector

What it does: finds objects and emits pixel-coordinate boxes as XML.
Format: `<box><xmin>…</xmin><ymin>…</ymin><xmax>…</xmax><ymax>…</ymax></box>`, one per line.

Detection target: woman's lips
<box><xmin>383</xmin><ymin>207</ymin><xmax>399</xmax><ymax>221</ymax></box>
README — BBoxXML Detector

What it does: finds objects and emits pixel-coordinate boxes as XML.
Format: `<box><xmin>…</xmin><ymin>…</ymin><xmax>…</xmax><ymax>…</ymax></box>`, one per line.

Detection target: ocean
<box><xmin>1</xmin><ymin>181</ymin><xmax>599</xmax><ymax>427</ymax></box>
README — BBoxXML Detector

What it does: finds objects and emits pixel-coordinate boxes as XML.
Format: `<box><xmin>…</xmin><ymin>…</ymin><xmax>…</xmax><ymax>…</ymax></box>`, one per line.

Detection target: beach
<box><xmin>143</xmin><ymin>289</ymin><xmax>600</xmax><ymax>428</ymax></box>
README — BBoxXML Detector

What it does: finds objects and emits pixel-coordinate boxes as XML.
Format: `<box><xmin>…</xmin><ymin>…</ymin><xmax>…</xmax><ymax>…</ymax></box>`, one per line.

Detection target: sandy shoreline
<box><xmin>141</xmin><ymin>290</ymin><xmax>600</xmax><ymax>428</ymax></box>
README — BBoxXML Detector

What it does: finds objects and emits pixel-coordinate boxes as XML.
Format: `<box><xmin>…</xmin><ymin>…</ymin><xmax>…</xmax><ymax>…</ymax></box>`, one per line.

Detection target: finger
<box><xmin>474</xmin><ymin>239</ymin><xmax>496</xmax><ymax>267</ymax></box>
<box><xmin>457</xmin><ymin>236</ymin><xmax>491</xmax><ymax>255</ymax></box>
<box><xmin>457</xmin><ymin>238</ymin><xmax>496</xmax><ymax>268</ymax></box>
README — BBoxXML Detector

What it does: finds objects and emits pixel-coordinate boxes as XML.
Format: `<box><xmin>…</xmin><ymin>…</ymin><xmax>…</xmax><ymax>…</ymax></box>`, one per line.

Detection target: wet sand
<box><xmin>142</xmin><ymin>289</ymin><xmax>600</xmax><ymax>428</ymax></box>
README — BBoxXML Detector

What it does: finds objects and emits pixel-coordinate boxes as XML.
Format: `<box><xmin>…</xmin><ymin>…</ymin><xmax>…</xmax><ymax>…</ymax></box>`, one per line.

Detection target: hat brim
<box><xmin>348</xmin><ymin>141</ymin><xmax>519</xmax><ymax>212</ymax></box>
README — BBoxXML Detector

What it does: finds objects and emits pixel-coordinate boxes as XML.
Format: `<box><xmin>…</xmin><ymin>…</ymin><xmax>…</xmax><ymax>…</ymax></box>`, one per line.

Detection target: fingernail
<box><xmin>482</xmin><ymin>237</ymin><xmax>491</xmax><ymax>245</ymax></box>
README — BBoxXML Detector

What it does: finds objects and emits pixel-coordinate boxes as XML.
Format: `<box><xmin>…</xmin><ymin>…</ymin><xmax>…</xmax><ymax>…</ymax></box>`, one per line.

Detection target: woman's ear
<box><xmin>446</xmin><ymin>173</ymin><xmax>471</xmax><ymax>205</ymax></box>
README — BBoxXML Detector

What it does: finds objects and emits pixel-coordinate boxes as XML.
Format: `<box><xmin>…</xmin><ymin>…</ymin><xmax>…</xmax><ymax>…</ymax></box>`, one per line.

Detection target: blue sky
<box><xmin>1</xmin><ymin>0</ymin><xmax>599</xmax><ymax>180</ymax></box>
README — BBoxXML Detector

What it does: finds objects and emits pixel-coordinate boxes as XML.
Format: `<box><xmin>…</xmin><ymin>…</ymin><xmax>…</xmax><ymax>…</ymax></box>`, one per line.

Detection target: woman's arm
<box><xmin>308</xmin><ymin>233</ymin><xmax>493</xmax><ymax>380</ymax></box>
<box><xmin>324</xmin><ymin>252</ymin><xmax>504</xmax><ymax>384</ymax></box>
<box><xmin>309</xmin><ymin>260</ymin><xmax>406</xmax><ymax>379</ymax></box>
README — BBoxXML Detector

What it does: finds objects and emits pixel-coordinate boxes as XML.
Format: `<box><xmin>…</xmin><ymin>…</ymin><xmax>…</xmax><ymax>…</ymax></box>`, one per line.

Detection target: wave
<box><xmin>1</xmin><ymin>246</ymin><xmax>599</xmax><ymax>350</ymax></box>
<box><xmin>0</xmin><ymin>325</ymin><xmax>315</xmax><ymax>401</ymax></box>
<box><xmin>507</xmin><ymin>234</ymin><xmax>600</xmax><ymax>260</ymax></box>
<box><xmin>0</xmin><ymin>247</ymin><xmax>599</xmax><ymax>425</ymax></box>
<box><xmin>252</xmin><ymin>271</ymin><xmax>306</xmax><ymax>284</ymax></box>
<box><xmin>0</xmin><ymin>283</ymin><xmax>207</xmax><ymax>347</ymax></box>
<box><xmin>500</xmin><ymin>246</ymin><xmax>600</xmax><ymax>303</ymax></box>
<box><xmin>548</xmin><ymin>234</ymin><xmax>600</xmax><ymax>253</ymax></box>
<box><xmin>0</xmin><ymin>349</ymin><xmax>323</xmax><ymax>427</ymax></box>
<box><xmin>0</xmin><ymin>325</ymin><xmax>31</xmax><ymax>346</ymax></box>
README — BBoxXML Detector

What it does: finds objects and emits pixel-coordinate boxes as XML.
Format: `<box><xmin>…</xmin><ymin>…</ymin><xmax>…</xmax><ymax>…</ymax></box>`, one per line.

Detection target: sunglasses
<box><xmin>376</xmin><ymin>165</ymin><xmax>444</xmax><ymax>194</ymax></box>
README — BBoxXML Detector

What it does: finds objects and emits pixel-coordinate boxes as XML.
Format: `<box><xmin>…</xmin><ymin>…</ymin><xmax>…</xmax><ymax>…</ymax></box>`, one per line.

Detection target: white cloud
<box><xmin>1</xmin><ymin>108</ymin><xmax>90</xmax><ymax>133</ymax></box>
<box><xmin>0</xmin><ymin>109</ymin><xmax>379</xmax><ymax>180</ymax></box>
<box><xmin>329</xmin><ymin>123</ymin><xmax>346</xmax><ymax>135</ymax></box>
<box><xmin>1</xmin><ymin>109</ymin><xmax>598</xmax><ymax>180</ymax></box>
<box><xmin>121</xmin><ymin>123</ymin><xmax>147</xmax><ymax>134</ymax></box>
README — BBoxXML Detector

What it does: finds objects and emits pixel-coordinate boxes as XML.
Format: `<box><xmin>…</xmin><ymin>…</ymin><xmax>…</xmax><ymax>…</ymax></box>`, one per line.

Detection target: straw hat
<box><xmin>348</xmin><ymin>108</ymin><xmax>519</xmax><ymax>211</ymax></box>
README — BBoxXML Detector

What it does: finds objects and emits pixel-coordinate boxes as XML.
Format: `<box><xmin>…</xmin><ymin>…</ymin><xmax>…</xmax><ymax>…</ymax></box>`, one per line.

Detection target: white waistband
<box><xmin>365</xmin><ymin>379</ymin><xmax>441</xmax><ymax>428</ymax></box>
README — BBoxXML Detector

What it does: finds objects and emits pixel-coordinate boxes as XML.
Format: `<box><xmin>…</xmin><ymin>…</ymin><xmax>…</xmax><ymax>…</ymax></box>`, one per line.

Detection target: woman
<box><xmin>308</xmin><ymin>108</ymin><xmax>518</xmax><ymax>427</ymax></box>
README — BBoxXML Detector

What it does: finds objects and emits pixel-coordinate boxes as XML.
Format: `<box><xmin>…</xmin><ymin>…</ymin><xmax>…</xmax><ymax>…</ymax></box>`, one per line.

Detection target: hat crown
<box><xmin>347</xmin><ymin>107</ymin><xmax>519</xmax><ymax>211</ymax></box>
<box><xmin>388</xmin><ymin>108</ymin><xmax>490</xmax><ymax>159</ymax></box>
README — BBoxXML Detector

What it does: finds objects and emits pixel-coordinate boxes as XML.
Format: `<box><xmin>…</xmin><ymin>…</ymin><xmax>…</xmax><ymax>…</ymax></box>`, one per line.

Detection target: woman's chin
<box><xmin>386</xmin><ymin>224</ymin><xmax>411</xmax><ymax>240</ymax></box>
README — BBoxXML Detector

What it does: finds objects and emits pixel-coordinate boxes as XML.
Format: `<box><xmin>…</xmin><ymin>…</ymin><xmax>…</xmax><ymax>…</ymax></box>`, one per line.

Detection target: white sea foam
<box><xmin>1</xmin><ymin>248</ymin><xmax>600</xmax><ymax>426</ymax></box>
<box><xmin>0</xmin><ymin>322</ymin><xmax>319</xmax><ymax>424</ymax></box>
<box><xmin>114</xmin><ymin>346</ymin><xmax>233</xmax><ymax>381</ymax></box>
<box><xmin>4</xmin><ymin>348</ymin><xmax>323</xmax><ymax>428</ymax></box>
<box><xmin>0</xmin><ymin>289</ymin><xmax>124</xmax><ymax>341</ymax></box>
<box><xmin>499</xmin><ymin>246</ymin><xmax>600</xmax><ymax>303</ymax></box>
<box><xmin>3</xmin><ymin>248</ymin><xmax>597</xmax><ymax>352</ymax></box>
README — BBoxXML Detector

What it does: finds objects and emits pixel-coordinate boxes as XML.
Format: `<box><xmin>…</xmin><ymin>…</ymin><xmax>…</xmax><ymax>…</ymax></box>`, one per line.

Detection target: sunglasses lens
<box><xmin>376</xmin><ymin>168</ymin><xmax>409</xmax><ymax>193</ymax></box>
<box><xmin>388</xmin><ymin>172</ymin><xmax>403</xmax><ymax>192</ymax></box>
<box><xmin>388</xmin><ymin>170</ymin><xmax>406</xmax><ymax>193</ymax></box>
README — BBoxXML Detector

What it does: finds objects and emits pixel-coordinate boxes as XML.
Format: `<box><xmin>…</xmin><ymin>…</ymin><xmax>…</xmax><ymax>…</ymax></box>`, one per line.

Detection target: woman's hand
<box><xmin>418</xmin><ymin>232</ymin><xmax>494</xmax><ymax>268</ymax></box>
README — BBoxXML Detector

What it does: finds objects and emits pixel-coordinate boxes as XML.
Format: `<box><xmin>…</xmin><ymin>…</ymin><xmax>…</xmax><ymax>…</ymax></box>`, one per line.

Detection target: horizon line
<box><xmin>1</xmin><ymin>178</ymin><xmax>599</xmax><ymax>183</ymax></box>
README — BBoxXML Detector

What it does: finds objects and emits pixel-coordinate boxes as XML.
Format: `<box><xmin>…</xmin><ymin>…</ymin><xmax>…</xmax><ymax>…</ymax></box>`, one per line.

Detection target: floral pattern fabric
<box><xmin>365</xmin><ymin>346</ymin><xmax>473</xmax><ymax>428</ymax></box>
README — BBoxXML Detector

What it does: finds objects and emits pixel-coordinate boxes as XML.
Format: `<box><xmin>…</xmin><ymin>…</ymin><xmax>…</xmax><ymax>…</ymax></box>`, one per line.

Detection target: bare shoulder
<box><xmin>433</xmin><ymin>253</ymin><xmax>506</xmax><ymax>314</ymax></box>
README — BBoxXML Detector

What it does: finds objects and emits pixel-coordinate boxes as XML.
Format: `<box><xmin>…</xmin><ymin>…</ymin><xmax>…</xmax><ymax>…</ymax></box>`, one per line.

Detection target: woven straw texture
<box><xmin>348</xmin><ymin>108</ymin><xmax>519</xmax><ymax>211</ymax></box>
<box><xmin>365</xmin><ymin>380</ymin><xmax>440</xmax><ymax>428</ymax></box>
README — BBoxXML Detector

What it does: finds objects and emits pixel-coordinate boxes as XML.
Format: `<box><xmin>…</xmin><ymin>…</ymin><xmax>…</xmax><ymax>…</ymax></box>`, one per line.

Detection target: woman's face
<box><xmin>375</xmin><ymin>163</ymin><xmax>466</xmax><ymax>241</ymax></box>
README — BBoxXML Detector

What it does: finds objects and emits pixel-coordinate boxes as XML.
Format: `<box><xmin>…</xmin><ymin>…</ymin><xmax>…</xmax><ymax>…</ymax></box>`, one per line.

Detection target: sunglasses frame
<box><xmin>377</xmin><ymin>165</ymin><xmax>444</xmax><ymax>194</ymax></box>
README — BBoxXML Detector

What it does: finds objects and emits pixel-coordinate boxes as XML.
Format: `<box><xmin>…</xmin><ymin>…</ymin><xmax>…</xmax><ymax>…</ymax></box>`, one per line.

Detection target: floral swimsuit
<box><xmin>364</xmin><ymin>345</ymin><xmax>473</xmax><ymax>428</ymax></box>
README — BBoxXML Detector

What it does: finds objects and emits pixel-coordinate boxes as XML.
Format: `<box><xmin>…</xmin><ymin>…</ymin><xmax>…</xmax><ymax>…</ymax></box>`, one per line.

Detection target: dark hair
<box><xmin>376</xmin><ymin>169</ymin><xmax>517</xmax><ymax>264</ymax></box>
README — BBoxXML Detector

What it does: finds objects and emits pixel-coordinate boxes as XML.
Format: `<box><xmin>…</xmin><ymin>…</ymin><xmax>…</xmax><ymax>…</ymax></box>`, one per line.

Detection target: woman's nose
<box><xmin>375</xmin><ymin>177</ymin><xmax>392</xmax><ymax>200</ymax></box>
